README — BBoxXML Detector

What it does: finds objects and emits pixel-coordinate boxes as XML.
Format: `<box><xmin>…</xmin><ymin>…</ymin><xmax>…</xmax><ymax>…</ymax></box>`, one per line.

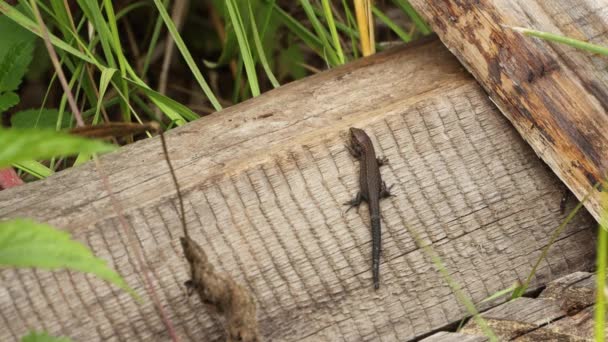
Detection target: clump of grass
<box><xmin>0</xmin><ymin>0</ymin><xmax>430</xmax><ymax>179</ymax></box>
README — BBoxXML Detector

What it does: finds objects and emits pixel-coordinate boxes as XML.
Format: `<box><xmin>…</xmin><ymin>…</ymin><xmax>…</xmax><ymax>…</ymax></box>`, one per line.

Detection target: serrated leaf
<box><xmin>0</xmin><ymin>4</ymin><xmax>36</xmax><ymax>58</ymax></box>
<box><xmin>0</xmin><ymin>40</ymin><xmax>34</xmax><ymax>92</ymax></box>
<box><xmin>21</xmin><ymin>331</ymin><xmax>72</xmax><ymax>342</ymax></box>
<box><xmin>11</xmin><ymin>109</ymin><xmax>71</xmax><ymax>129</ymax></box>
<box><xmin>0</xmin><ymin>127</ymin><xmax>116</xmax><ymax>168</ymax></box>
<box><xmin>0</xmin><ymin>219</ymin><xmax>136</xmax><ymax>298</ymax></box>
<box><xmin>0</xmin><ymin>91</ymin><xmax>19</xmax><ymax>113</ymax></box>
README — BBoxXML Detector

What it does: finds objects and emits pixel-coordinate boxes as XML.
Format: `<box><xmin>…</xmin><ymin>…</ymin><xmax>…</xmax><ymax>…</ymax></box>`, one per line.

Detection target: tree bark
<box><xmin>409</xmin><ymin>0</ymin><xmax>608</xmax><ymax>223</ymax></box>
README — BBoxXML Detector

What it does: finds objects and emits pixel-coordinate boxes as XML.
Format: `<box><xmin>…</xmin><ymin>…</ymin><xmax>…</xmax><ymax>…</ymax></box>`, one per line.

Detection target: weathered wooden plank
<box><xmin>517</xmin><ymin>272</ymin><xmax>599</xmax><ymax>340</ymax></box>
<box><xmin>455</xmin><ymin>271</ymin><xmax>599</xmax><ymax>341</ymax></box>
<box><xmin>0</xmin><ymin>39</ymin><xmax>597</xmax><ymax>341</ymax></box>
<box><xmin>541</xmin><ymin>271</ymin><xmax>596</xmax><ymax>320</ymax></box>
<box><xmin>409</xmin><ymin>0</ymin><xmax>608</xmax><ymax>223</ymax></box>
<box><xmin>522</xmin><ymin>306</ymin><xmax>595</xmax><ymax>341</ymax></box>
<box><xmin>461</xmin><ymin>297</ymin><xmax>565</xmax><ymax>339</ymax></box>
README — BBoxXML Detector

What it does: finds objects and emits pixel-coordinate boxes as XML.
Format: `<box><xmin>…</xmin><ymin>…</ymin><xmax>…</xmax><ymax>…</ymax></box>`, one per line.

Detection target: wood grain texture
<box><xmin>0</xmin><ymin>39</ymin><xmax>597</xmax><ymax>341</ymax></box>
<box><xmin>408</xmin><ymin>0</ymin><xmax>608</xmax><ymax>223</ymax></box>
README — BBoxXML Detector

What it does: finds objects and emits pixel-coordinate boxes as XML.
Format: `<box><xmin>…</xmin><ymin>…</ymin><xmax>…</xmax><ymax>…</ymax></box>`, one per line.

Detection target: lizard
<box><xmin>345</xmin><ymin>127</ymin><xmax>393</xmax><ymax>289</ymax></box>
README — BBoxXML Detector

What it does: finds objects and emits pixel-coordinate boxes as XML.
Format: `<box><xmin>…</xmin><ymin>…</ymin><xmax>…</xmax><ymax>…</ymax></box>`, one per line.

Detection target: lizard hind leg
<box><xmin>380</xmin><ymin>181</ymin><xmax>394</xmax><ymax>198</ymax></box>
<box><xmin>344</xmin><ymin>191</ymin><xmax>363</xmax><ymax>213</ymax></box>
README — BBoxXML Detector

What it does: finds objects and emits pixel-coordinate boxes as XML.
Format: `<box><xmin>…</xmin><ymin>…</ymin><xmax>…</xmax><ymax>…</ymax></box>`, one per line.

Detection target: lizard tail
<box><xmin>371</xmin><ymin>216</ymin><xmax>381</xmax><ymax>290</ymax></box>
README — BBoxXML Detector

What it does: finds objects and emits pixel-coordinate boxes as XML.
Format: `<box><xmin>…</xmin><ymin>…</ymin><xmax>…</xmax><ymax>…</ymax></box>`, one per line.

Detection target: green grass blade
<box><xmin>311</xmin><ymin>4</ymin><xmax>360</xmax><ymax>40</ymax></box>
<box><xmin>115</xmin><ymin>1</ymin><xmax>150</xmax><ymax>20</ymax></box>
<box><xmin>75</xmin><ymin>0</ymin><xmax>116</xmax><ymax>67</ymax></box>
<box><xmin>372</xmin><ymin>6</ymin><xmax>411</xmax><ymax>42</ymax></box>
<box><xmin>152</xmin><ymin>0</ymin><xmax>222</xmax><ymax>110</ymax></box>
<box><xmin>226</xmin><ymin>0</ymin><xmax>260</xmax><ymax>96</ymax></box>
<box><xmin>298</xmin><ymin>0</ymin><xmax>339</xmax><ymax>66</ymax></box>
<box><xmin>391</xmin><ymin>0</ymin><xmax>431</xmax><ymax>35</ymax></box>
<box><xmin>511</xmin><ymin>26</ymin><xmax>608</xmax><ymax>56</ymax></box>
<box><xmin>596</xmin><ymin>223</ymin><xmax>607</xmax><ymax>341</ymax></box>
<box><xmin>342</xmin><ymin>0</ymin><xmax>360</xmax><ymax>59</ymax></box>
<box><xmin>479</xmin><ymin>283</ymin><xmax>520</xmax><ymax>304</ymax></box>
<box><xmin>94</xmin><ymin>67</ymin><xmax>117</xmax><ymax>124</ymax></box>
<box><xmin>125</xmin><ymin>77</ymin><xmax>198</xmax><ymax>124</ymax></box>
<box><xmin>0</xmin><ymin>127</ymin><xmax>116</xmax><ymax>168</ymax></box>
<box><xmin>272</xmin><ymin>4</ymin><xmax>323</xmax><ymax>54</ymax></box>
<box><xmin>247</xmin><ymin>1</ymin><xmax>279</xmax><ymax>88</ymax></box>
<box><xmin>406</xmin><ymin>224</ymin><xmax>497</xmax><ymax>341</ymax></box>
<box><xmin>321</xmin><ymin>0</ymin><xmax>345</xmax><ymax>64</ymax></box>
<box><xmin>21</xmin><ymin>331</ymin><xmax>72</xmax><ymax>342</ymax></box>
<box><xmin>0</xmin><ymin>218</ymin><xmax>137</xmax><ymax>298</ymax></box>
<box><xmin>12</xmin><ymin>160</ymin><xmax>53</xmax><ymax>179</ymax></box>
<box><xmin>141</xmin><ymin>0</ymin><xmax>168</xmax><ymax>76</ymax></box>
<box><xmin>103</xmin><ymin>0</ymin><xmax>131</xmax><ymax>123</ymax></box>
<box><xmin>512</xmin><ymin>187</ymin><xmax>596</xmax><ymax>298</ymax></box>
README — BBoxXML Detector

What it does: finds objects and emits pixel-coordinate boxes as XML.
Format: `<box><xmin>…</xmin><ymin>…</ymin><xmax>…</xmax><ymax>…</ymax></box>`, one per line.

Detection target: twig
<box><xmin>30</xmin><ymin>0</ymin><xmax>83</xmax><ymax>126</ymax></box>
<box><xmin>29</xmin><ymin>2</ymin><xmax>179</xmax><ymax>339</ymax></box>
<box><xmin>158</xmin><ymin>129</ymin><xmax>188</xmax><ymax>239</ymax></box>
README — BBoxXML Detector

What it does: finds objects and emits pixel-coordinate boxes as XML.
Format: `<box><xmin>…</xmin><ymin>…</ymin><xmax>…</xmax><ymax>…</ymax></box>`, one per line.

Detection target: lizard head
<box><xmin>349</xmin><ymin>127</ymin><xmax>369</xmax><ymax>146</ymax></box>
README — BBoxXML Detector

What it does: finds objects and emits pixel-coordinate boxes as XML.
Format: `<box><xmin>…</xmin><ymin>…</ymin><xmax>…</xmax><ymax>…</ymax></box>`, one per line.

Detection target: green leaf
<box><xmin>11</xmin><ymin>108</ymin><xmax>71</xmax><ymax>129</ymax></box>
<box><xmin>0</xmin><ymin>3</ymin><xmax>99</xmax><ymax>67</ymax></box>
<box><xmin>0</xmin><ymin>218</ymin><xmax>136</xmax><ymax>298</ymax></box>
<box><xmin>372</xmin><ymin>7</ymin><xmax>412</xmax><ymax>42</ymax></box>
<box><xmin>21</xmin><ymin>331</ymin><xmax>72</xmax><ymax>342</ymax></box>
<box><xmin>0</xmin><ymin>40</ymin><xmax>34</xmax><ymax>92</ymax></box>
<box><xmin>0</xmin><ymin>3</ymin><xmax>36</xmax><ymax>92</ymax></box>
<box><xmin>0</xmin><ymin>127</ymin><xmax>116</xmax><ymax>168</ymax></box>
<box><xmin>0</xmin><ymin>91</ymin><xmax>19</xmax><ymax>113</ymax></box>
<box><xmin>0</xmin><ymin>3</ymin><xmax>37</xmax><ymax>58</ymax></box>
